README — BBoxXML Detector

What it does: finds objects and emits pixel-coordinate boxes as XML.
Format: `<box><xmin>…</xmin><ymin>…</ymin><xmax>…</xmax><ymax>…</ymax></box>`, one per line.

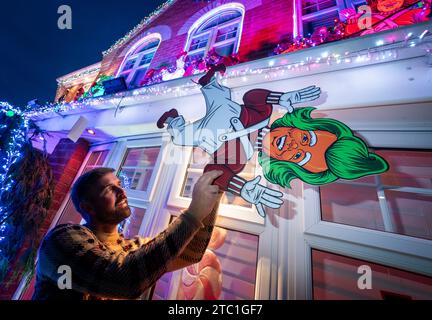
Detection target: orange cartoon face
<box><xmin>262</xmin><ymin>127</ymin><xmax>337</xmax><ymax>173</ymax></box>
<box><xmin>377</xmin><ymin>0</ymin><xmax>404</xmax><ymax>12</ymax></box>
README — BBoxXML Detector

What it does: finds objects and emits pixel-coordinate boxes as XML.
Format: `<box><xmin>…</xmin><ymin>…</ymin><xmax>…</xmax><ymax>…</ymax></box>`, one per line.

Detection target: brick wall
<box><xmin>42</xmin><ymin>138</ymin><xmax>89</xmax><ymax>236</ymax></box>
<box><xmin>56</xmin><ymin>0</ymin><xmax>294</xmax><ymax>101</ymax></box>
<box><xmin>0</xmin><ymin>138</ymin><xmax>89</xmax><ymax>300</ymax></box>
<box><xmin>239</xmin><ymin>0</ymin><xmax>293</xmax><ymax>61</ymax></box>
<box><xmin>97</xmin><ymin>0</ymin><xmax>293</xmax><ymax>78</ymax></box>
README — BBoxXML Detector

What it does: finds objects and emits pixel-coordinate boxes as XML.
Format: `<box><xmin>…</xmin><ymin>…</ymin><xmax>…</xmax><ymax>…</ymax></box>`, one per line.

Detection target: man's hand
<box><xmin>279</xmin><ymin>86</ymin><xmax>321</xmax><ymax>112</ymax></box>
<box><xmin>188</xmin><ymin>170</ymin><xmax>224</xmax><ymax>222</ymax></box>
<box><xmin>240</xmin><ymin>176</ymin><xmax>283</xmax><ymax>217</ymax></box>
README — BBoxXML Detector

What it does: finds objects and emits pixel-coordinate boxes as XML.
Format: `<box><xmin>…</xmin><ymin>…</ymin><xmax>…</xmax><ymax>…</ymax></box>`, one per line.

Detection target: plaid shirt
<box><xmin>32</xmin><ymin>207</ymin><xmax>217</xmax><ymax>300</ymax></box>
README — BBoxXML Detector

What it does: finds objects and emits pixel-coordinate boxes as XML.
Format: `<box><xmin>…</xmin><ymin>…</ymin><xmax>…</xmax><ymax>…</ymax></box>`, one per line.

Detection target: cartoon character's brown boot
<box><xmin>198</xmin><ymin>64</ymin><xmax>227</xmax><ymax>86</ymax></box>
<box><xmin>157</xmin><ymin>108</ymin><xmax>179</xmax><ymax>128</ymax></box>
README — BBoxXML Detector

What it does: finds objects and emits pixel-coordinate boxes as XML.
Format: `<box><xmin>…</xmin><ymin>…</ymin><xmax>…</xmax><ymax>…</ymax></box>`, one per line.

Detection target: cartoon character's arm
<box><xmin>241</xmin><ymin>86</ymin><xmax>321</xmax><ymax>119</ymax></box>
<box><xmin>204</xmin><ymin>163</ymin><xmax>245</xmax><ymax>192</ymax></box>
<box><xmin>204</xmin><ymin>163</ymin><xmax>283</xmax><ymax>217</ymax></box>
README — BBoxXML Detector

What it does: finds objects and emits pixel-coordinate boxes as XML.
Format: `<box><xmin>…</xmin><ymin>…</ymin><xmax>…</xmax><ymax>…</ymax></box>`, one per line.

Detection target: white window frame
<box><xmin>116</xmin><ymin>34</ymin><xmax>161</xmax><ymax>88</ymax></box>
<box><xmin>159</xmin><ymin>138</ymin><xmax>275</xmax><ymax>299</ymax></box>
<box><xmin>289</xmin><ymin>127</ymin><xmax>432</xmax><ymax>300</ymax></box>
<box><xmin>167</xmin><ymin>145</ymin><xmax>266</xmax><ymax>225</ymax></box>
<box><xmin>108</xmin><ymin>134</ymin><xmax>168</xmax><ymax>238</ymax></box>
<box><xmin>159</xmin><ymin>214</ymin><xmax>268</xmax><ymax>300</ymax></box>
<box><xmin>184</xmin><ymin>3</ymin><xmax>245</xmax><ymax>60</ymax></box>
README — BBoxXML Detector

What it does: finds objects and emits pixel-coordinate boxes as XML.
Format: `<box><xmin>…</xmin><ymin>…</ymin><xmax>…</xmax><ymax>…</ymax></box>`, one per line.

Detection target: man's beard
<box><xmin>97</xmin><ymin>204</ymin><xmax>132</xmax><ymax>225</ymax></box>
<box><xmin>115</xmin><ymin>205</ymin><xmax>132</xmax><ymax>223</ymax></box>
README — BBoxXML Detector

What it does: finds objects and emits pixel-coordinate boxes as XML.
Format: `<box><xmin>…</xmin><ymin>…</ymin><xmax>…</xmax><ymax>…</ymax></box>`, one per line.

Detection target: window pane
<box><xmin>136</xmin><ymin>39</ymin><xmax>160</xmax><ymax>53</ymax></box>
<box><xmin>320</xmin><ymin>182</ymin><xmax>386</xmax><ymax>231</ymax></box>
<box><xmin>119</xmin><ymin>206</ymin><xmax>146</xmax><ymax>238</ymax></box>
<box><xmin>181</xmin><ymin>171</ymin><xmax>199</xmax><ymax>198</ymax></box>
<box><xmin>86</xmin><ymin>151</ymin><xmax>100</xmax><ymax>166</ymax></box>
<box><xmin>181</xmin><ymin>148</ymin><xmax>255</xmax><ymax>208</ymax></box>
<box><xmin>123</xmin><ymin>58</ymin><xmax>136</xmax><ymax>71</ymax></box>
<box><xmin>199</xmin><ymin>10</ymin><xmax>242</xmax><ymax>32</ymax></box>
<box><xmin>384</xmin><ymin>190</ymin><xmax>432</xmax><ymax>239</ymax></box>
<box><xmin>380</xmin><ymin>150</ymin><xmax>432</xmax><ymax>189</ymax></box>
<box><xmin>153</xmin><ymin>225</ymin><xmax>259</xmax><ymax>300</ymax></box>
<box><xmin>139</xmin><ymin>52</ymin><xmax>156</xmax><ymax>66</ymax></box>
<box><xmin>56</xmin><ymin>197</ymin><xmax>83</xmax><ymax>225</ymax></box>
<box><xmin>214</xmin><ymin>43</ymin><xmax>235</xmax><ymax>57</ymax></box>
<box><xmin>189</xmin><ymin>9</ymin><xmax>242</xmax><ymax>60</ymax></box>
<box><xmin>302</xmin><ymin>0</ymin><xmax>337</xmax><ymax>15</ymax></box>
<box><xmin>129</xmin><ymin>68</ymin><xmax>148</xmax><ymax>88</ymax></box>
<box><xmin>312</xmin><ymin>249</ymin><xmax>432</xmax><ymax>299</ymax></box>
<box><xmin>320</xmin><ymin>149</ymin><xmax>432</xmax><ymax>240</ymax></box>
<box><xmin>216</xmin><ymin>25</ymin><xmax>238</xmax><ymax>43</ymax></box>
<box><xmin>96</xmin><ymin>150</ymin><xmax>109</xmax><ymax>165</ymax></box>
<box><xmin>303</xmin><ymin>11</ymin><xmax>339</xmax><ymax>35</ymax></box>
<box><xmin>118</xmin><ymin>147</ymin><xmax>160</xmax><ymax>192</ymax></box>
<box><xmin>190</xmin><ymin>35</ymin><xmax>208</xmax><ymax>51</ymax></box>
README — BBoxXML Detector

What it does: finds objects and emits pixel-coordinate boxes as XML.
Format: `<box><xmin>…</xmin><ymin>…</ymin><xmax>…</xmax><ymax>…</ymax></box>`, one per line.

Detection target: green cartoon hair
<box><xmin>258</xmin><ymin>107</ymin><xmax>389</xmax><ymax>188</ymax></box>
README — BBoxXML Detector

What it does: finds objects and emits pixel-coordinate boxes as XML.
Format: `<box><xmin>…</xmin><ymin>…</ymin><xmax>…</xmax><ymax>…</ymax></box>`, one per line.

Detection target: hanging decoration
<box><xmin>156</xmin><ymin>65</ymin><xmax>389</xmax><ymax>217</ymax></box>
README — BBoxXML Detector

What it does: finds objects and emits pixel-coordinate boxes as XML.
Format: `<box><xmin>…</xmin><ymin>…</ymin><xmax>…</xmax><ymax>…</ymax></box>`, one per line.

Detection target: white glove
<box><xmin>240</xmin><ymin>176</ymin><xmax>284</xmax><ymax>217</ymax></box>
<box><xmin>279</xmin><ymin>85</ymin><xmax>321</xmax><ymax>113</ymax></box>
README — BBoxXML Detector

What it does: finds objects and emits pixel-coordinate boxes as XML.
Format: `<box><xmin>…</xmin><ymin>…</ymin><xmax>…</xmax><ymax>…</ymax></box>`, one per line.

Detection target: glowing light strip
<box><xmin>24</xmin><ymin>30</ymin><xmax>431</xmax><ymax>118</ymax></box>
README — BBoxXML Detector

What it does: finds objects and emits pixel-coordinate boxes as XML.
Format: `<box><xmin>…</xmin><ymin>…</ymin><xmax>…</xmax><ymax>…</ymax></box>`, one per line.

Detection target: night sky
<box><xmin>0</xmin><ymin>0</ymin><xmax>167</xmax><ymax>107</ymax></box>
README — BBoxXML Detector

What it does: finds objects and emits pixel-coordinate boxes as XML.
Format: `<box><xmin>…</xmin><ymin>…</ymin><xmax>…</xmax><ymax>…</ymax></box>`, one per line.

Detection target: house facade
<box><xmin>10</xmin><ymin>0</ymin><xmax>432</xmax><ymax>300</ymax></box>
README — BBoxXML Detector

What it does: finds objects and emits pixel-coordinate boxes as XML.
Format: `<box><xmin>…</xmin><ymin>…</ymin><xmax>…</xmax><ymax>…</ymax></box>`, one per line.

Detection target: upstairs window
<box><xmin>117</xmin><ymin>35</ymin><xmax>161</xmax><ymax>88</ymax></box>
<box><xmin>302</xmin><ymin>0</ymin><xmax>337</xmax><ymax>15</ymax></box>
<box><xmin>186</xmin><ymin>5</ymin><xmax>244</xmax><ymax>61</ymax></box>
<box><xmin>299</xmin><ymin>0</ymin><xmax>367</xmax><ymax>36</ymax></box>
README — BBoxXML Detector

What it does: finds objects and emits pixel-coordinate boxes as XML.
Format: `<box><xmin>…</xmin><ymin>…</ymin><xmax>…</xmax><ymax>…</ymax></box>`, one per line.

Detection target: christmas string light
<box><xmin>57</xmin><ymin>65</ymin><xmax>101</xmax><ymax>86</ymax></box>
<box><xmin>102</xmin><ymin>0</ymin><xmax>176</xmax><ymax>57</ymax></box>
<box><xmin>24</xmin><ymin>28</ymin><xmax>431</xmax><ymax>118</ymax></box>
<box><xmin>0</xmin><ymin>102</ymin><xmax>29</xmax><ymax>252</ymax></box>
